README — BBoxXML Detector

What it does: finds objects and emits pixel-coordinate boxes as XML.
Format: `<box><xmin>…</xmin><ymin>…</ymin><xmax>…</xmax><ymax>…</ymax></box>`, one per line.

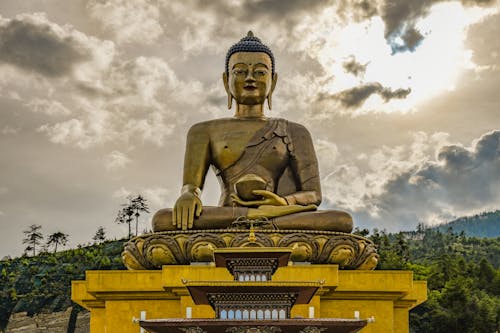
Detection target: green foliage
<box><xmin>46</xmin><ymin>231</ymin><xmax>69</xmax><ymax>253</ymax></box>
<box><xmin>433</xmin><ymin>210</ymin><xmax>500</xmax><ymax>238</ymax></box>
<box><xmin>0</xmin><ymin>239</ymin><xmax>126</xmax><ymax>331</ymax></box>
<box><xmin>369</xmin><ymin>227</ymin><xmax>500</xmax><ymax>332</ymax></box>
<box><xmin>92</xmin><ymin>226</ymin><xmax>106</xmax><ymax>244</ymax></box>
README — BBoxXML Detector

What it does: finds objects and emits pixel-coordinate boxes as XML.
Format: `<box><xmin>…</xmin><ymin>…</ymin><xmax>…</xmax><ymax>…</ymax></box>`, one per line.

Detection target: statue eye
<box><xmin>232</xmin><ymin>69</ymin><xmax>246</xmax><ymax>75</ymax></box>
<box><xmin>255</xmin><ymin>70</ymin><xmax>267</xmax><ymax>76</ymax></box>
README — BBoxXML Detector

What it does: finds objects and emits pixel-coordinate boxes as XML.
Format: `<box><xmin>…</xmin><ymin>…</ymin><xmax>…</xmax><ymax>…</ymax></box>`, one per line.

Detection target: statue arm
<box><xmin>182</xmin><ymin>122</ymin><xmax>211</xmax><ymax>191</ymax></box>
<box><xmin>173</xmin><ymin>122</ymin><xmax>211</xmax><ymax>230</ymax></box>
<box><xmin>285</xmin><ymin>123</ymin><xmax>322</xmax><ymax>206</ymax></box>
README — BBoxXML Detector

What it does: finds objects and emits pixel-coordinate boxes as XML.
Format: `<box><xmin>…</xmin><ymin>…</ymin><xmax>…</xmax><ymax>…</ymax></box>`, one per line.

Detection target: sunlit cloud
<box><xmin>103</xmin><ymin>150</ymin><xmax>131</xmax><ymax>171</ymax></box>
<box><xmin>87</xmin><ymin>0</ymin><xmax>164</xmax><ymax>45</ymax></box>
<box><xmin>292</xmin><ymin>2</ymin><xmax>498</xmax><ymax>114</ymax></box>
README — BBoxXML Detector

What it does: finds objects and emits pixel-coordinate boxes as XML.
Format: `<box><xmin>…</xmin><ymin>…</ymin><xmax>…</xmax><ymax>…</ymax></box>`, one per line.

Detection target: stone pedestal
<box><xmin>72</xmin><ymin>265</ymin><xmax>426</xmax><ymax>333</ymax></box>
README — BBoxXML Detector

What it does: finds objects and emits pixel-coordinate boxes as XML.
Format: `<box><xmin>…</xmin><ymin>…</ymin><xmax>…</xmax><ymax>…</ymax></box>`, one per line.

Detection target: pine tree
<box><xmin>22</xmin><ymin>224</ymin><xmax>43</xmax><ymax>256</ymax></box>
<box><xmin>116</xmin><ymin>195</ymin><xmax>150</xmax><ymax>238</ymax></box>
<box><xmin>93</xmin><ymin>226</ymin><xmax>106</xmax><ymax>243</ymax></box>
<box><xmin>130</xmin><ymin>195</ymin><xmax>150</xmax><ymax>236</ymax></box>
<box><xmin>46</xmin><ymin>231</ymin><xmax>69</xmax><ymax>253</ymax></box>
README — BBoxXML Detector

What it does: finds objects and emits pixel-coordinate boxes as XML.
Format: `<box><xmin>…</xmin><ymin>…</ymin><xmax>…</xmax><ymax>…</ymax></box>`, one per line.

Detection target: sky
<box><xmin>0</xmin><ymin>0</ymin><xmax>499</xmax><ymax>257</ymax></box>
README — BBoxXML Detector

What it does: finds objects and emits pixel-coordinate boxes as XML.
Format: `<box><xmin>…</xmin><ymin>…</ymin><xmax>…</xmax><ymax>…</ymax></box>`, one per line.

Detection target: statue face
<box><xmin>227</xmin><ymin>52</ymin><xmax>274</xmax><ymax>105</ymax></box>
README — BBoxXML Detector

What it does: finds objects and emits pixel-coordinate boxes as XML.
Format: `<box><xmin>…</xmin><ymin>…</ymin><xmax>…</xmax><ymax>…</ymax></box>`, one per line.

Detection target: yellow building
<box><xmin>72</xmin><ymin>263</ymin><xmax>426</xmax><ymax>333</ymax></box>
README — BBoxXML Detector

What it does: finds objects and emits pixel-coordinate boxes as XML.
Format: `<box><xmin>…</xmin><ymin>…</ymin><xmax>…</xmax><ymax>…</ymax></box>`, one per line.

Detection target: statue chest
<box><xmin>211</xmin><ymin>133</ymin><xmax>289</xmax><ymax>175</ymax></box>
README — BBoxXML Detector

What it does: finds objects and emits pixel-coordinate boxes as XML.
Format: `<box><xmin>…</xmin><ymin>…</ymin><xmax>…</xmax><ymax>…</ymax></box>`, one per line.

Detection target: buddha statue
<box><xmin>152</xmin><ymin>31</ymin><xmax>353</xmax><ymax>234</ymax></box>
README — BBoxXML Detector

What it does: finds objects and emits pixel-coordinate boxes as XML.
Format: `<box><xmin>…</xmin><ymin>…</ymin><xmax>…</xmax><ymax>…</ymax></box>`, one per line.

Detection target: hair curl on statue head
<box><xmin>225</xmin><ymin>31</ymin><xmax>275</xmax><ymax>75</ymax></box>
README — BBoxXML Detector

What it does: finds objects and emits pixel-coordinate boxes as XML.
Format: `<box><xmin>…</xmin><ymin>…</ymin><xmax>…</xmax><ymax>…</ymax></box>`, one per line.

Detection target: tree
<box><xmin>46</xmin><ymin>231</ymin><xmax>69</xmax><ymax>253</ymax></box>
<box><xmin>130</xmin><ymin>195</ymin><xmax>150</xmax><ymax>236</ymax></box>
<box><xmin>93</xmin><ymin>226</ymin><xmax>106</xmax><ymax>243</ymax></box>
<box><xmin>22</xmin><ymin>225</ymin><xmax>43</xmax><ymax>256</ymax></box>
<box><xmin>116</xmin><ymin>206</ymin><xmax>134</xmax><ymax>238</ymax></box>
<box><xmin>116</xmin><ymin>195</ymin><xmax>150</xmax><ymax>238</ymax></box>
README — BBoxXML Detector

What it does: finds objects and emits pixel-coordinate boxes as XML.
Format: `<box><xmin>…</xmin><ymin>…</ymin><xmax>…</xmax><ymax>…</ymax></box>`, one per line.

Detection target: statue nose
<box><xmin>245</xmin><ymin>71</ymin><xmax>256</xmax><ymax>82</ymax></box>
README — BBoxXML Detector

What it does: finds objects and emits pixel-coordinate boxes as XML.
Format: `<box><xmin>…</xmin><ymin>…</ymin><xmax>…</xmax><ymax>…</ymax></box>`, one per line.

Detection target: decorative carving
<box><xmin>186</xmin><ymin>233</ymin><xmax>227</xmax><ymax>262</ymax></box>
<box><xmin>226</xmin><ymin>258</ymin><xmax>278</xmax><ymax>281</ymax></box>
<box><xmin>278</xmin><ymin>234</ymin><xmax>318</xmax><ymax>262</ymax></box>
<box><xmin>122</xmin><ymin>230</ymin><xmax>378</xmax><ymax>270</ymax></box>
<box><xmin>143</xmin><ymin>234</ymin><xmax>185</xmax><ymax>266</ymax></box>
<box><xmin>230</xmin><ymin>233</ymin><xmax>274</xmax><ymax>248</ymax></box>
<box><xmin>226</xmin><ymin>326</ymin><xmax>281</xmax><ymax>333</ymax></box>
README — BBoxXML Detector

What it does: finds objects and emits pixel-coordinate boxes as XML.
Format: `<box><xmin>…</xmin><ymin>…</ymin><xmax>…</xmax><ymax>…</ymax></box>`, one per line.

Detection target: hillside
<box><xmin>433</xmin><ymin>210</ymin><xmax>500</xmax><ymax>238</ymax></box>
<box><xmin>0</xmin><ymin>239</ymin><xmax>126</xmax><ymax>332</ymax></box>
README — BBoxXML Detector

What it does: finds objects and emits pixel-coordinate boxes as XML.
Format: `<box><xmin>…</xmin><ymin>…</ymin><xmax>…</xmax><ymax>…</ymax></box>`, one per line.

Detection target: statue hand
<box><xmin>231</xmin><ymin>190</ymin><xmax>287</xmax><ymax>207</ymax></box>
<box><xmin>172</xmin><ymin>192</ymin><xmax>202</xmax><ymax>230</ymax></box>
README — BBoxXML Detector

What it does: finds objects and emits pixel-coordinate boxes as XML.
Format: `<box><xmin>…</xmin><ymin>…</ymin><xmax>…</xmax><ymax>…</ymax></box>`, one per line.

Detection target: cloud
<box><xmin>87</xmin><ymin>0</ymin><xmax>164</xmax><ymax>45</ymax></box>
<box><xmin>380</xmin><ymin>0</ymin><xmax>497</xmax><ymax>53</ymax></box>
<box><xmin>390</xmin><ymin>27</ymin><xmax>425</xmax><ymax>53</ymax></box>
<box><xmin>1</xmin><ymin>126</ymin><xmax>19</xmax><ymax>135</ymax></box>
<box><xmin>38</xmin><ymin>118</ymin><xmax>98</xmax><ymax>148</ymax></box>
<box><xmin>238</xmin><ymin>0</ymin><xmax>328</xmax><ymax>21</ymax></box>
<box><xmin>342</xmin><ymin>55</ymin><xmax>368</xmax><ymax>76</ymax></box>
<box><xmin>142</xmin><ymin>187</ymin><xmax>171</xmax><ymax>208</ymax></box>
<box><xmin>124</xmin><ymin>110</ymin><xmax>175</xmax><ymax>146</ymax></box>
<box><xmin>112</xmin><ymin>186</ymin><xmax>170</xmax><ymax>210</ymax></box>
<box><xmin>103</xmin><ymin>151</ymin><xmax>131</xmax><ymax>171</ymax></box>
<box><xmin>25</xmin><ymin>98</ymin><xmax>71</xmax><ymax>116</ymax></box>
<box><xmin>112</xmin><ymin>187</ymin><xmax>131</xmax><ymax>200</ymax></box>
<box><xmin>0</xmin><ymin>13</ymin><xmax>113</xmax><ymax>77</ymax></box>
<box><xmin>321</xmin><ymin>130</ymin><xmax>500</xmax><ymax>230</ymax></box>
<box><xmin>319</xmin><ymin>82</ymin><xmax>411</xmax><ymax>109</ymax></box>
<box><xmin>335</xmin><ymin>0</ymin><xmax>380</xmax><ymax>22</ymax></box>
<box><xmin>466</xmin><ymin>12</ymin><xmax>500</xmax><ymax>67</ymax></box>
<box><xmin>38</xmin><ymin>54</ymin><xmax>198</xmax><ymax>149</ymax></box>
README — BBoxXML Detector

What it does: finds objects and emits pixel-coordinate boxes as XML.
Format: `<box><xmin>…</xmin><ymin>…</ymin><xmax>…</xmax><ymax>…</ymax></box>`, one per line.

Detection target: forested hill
<box><xmin>432</xmin><ymin>210</ymin><xmax>500</xmax><ymax>238</ymax></box>
<box><xmin>0</xmin><ymin>239</ymin><xmax>126</xmax><ymax>332</ymax></box>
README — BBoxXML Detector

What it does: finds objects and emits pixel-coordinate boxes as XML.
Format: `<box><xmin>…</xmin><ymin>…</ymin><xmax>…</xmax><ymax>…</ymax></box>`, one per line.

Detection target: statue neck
<box><xmin>234</xmin><ymin>103</ymin><xmax>265</xmax><ymax>119</ymax></box>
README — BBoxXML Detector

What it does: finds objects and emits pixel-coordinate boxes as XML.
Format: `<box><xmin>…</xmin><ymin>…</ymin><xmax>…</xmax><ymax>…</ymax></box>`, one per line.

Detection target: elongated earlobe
<box><xmin>267</xmin><ymin>72</ymin><xmax>277</xmax><ymax>110</ymax></box>
<box><xmin>222</xmin><ymin>72</ymin><xmax>232</xmax><ymax>110</ymax></box>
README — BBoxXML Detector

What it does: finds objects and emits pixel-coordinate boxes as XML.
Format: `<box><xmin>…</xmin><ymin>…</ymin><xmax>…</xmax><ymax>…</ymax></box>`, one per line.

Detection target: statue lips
<box><xmin>244</xmin><ymin>85</ymin><xmax>257</xmax><ymax>90</ymax></box>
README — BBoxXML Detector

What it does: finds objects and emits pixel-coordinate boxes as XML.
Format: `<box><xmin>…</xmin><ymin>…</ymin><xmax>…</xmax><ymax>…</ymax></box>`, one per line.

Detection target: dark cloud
<box><xmin>189</xmin><ymin>0</ymin><xmax>329</xmax><ymax>32</ymax></box>
<box><xmin>342</xmin><ymin>55</ymin><xmax>368</xmax><ymax>76</ymax></box>
<box><xmin>335</xmin><ymin>0</ymin><xmax>380</xmax><ymax>22</ymax></box>
<box><xmin>381</xmin><ymin>0</ymin><xmax>496</xmax><ymax>53</ymax></box>
<box><xmin>370</xmin><ymin>131</ymin><xmax>500</xmax><ymax>229</ymax></box>
<box><xmin>390</xmin><ymin>27</ymin><xmax>425</xmax><ymax>53</ymax></box>
<box><xmin>238</xmin><ymin>0</ymin><xmax>328</xmax><ymax>21</ymax></box>
<box><xmin>319</xmin><ymin>82</ymin><xmax>411</xmax><ymax>108</ymax></box>
<box><xmin>0</xmin><ymin>14</ymin><xmax>90</xmax><ymax>77</ymax></box>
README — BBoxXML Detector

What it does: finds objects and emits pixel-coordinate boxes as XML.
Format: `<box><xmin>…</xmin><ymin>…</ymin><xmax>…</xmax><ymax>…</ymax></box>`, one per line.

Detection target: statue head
<box><xmin>223</xmin><ymin>31</ymin><xmax>278</xmax><ymax>110</ymax></box>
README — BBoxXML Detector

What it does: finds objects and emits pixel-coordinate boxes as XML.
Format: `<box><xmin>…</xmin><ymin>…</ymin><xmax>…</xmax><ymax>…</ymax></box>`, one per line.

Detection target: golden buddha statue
<box><xmin>152</xmin><ymin>32</ymin><xmax>353</xmax><ymax>234</ymax></box>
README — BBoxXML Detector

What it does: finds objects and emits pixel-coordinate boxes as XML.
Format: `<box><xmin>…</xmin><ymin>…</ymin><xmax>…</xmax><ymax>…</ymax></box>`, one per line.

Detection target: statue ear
<box><xmin>267</xmin><ymin>72</ymin><xmax>278</xmax><ymax>110</ymax></box>
<box><xmin>222</xmin><ymin>72</ymin><xmax>232</xmax><ymax>110</ymax></box>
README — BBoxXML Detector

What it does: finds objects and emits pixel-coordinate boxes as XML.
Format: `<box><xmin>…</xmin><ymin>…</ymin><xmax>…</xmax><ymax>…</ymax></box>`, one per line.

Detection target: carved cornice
<box><xmin>122</xmin><ymin>230</ymin><xmax>378</xmax><ymax>270</ymax></box>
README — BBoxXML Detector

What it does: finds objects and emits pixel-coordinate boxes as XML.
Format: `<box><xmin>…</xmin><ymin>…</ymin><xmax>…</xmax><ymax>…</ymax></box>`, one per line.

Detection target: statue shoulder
<box><xmin>280</xmin><ymin>119</ymin><xmax>312</xmax><ymax>136</ymax></box>
<box><xmin>187</xmin><ymin>118</ymin><xmax>233</xmax><ymax>135</ymax></box>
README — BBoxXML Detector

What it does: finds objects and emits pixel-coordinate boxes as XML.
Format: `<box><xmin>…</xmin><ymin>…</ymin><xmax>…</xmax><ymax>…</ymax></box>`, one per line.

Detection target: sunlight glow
<box><xmin>307</xmin><ymin>2</ymin><xmax>498</xmax><ymax>114</ymax></box>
